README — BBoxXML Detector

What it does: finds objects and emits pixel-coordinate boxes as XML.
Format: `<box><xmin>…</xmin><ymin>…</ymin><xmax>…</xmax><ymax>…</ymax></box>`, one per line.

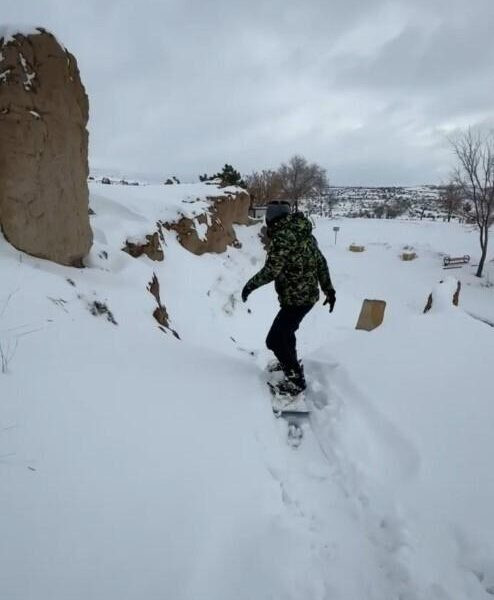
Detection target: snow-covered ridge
<box><xmin>0</xmin><ymin>26</ymin><xmax>51</xmax><ymax>45</ymax></box>
<box><xmin>89</xmin><ymin>180</ymin><xmax>246</xmax><ymax>248</ymax></box>
<box><xmin>90</xmin><ymin>179</ymin><xmax>243</xmax><ymax>216</ymax></box>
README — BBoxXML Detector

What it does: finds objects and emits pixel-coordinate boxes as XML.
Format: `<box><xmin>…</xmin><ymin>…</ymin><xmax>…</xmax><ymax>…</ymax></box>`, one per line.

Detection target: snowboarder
<box><xmin>241</xmin><ymin>200</ymin><xmax>336</xmax><ymax>394</ymax></box>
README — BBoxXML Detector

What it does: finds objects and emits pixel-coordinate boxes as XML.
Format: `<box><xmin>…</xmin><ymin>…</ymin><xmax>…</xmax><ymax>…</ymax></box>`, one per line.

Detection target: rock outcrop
<box><xmin>423</xmin><ymin>279</ymin><xmax>461</xmax><ymax>313</ymax></box>
<box><xmin>355</xmin><ymin>299</ymin><xmax>386</xmax><ymax>331</ymax></box>
<box><xmin>147</xmin><ymin>273</ymin><xmax>179</xmax><ymax>338</ymax></box>
<box><xmin>166</xmin><ymin>191</ymin><xmax>250</xmax><ymax>255</ymax></box>
<box><xmin>123</xmin><ymin>230</ymin><xmax>164</xmax><ymax>261</ymax></box>
<box><xmin>0</xmin><ymin>28</ymin><xmax>92</xmax><ymax>266</ymax></box>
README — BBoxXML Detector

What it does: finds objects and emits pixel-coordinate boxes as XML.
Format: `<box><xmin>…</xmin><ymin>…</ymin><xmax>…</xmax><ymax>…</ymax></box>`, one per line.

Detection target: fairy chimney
<box><xmin>0</xmin><ymin>28</ymin><xmax>92</xmax><ymax>266</ymax></box>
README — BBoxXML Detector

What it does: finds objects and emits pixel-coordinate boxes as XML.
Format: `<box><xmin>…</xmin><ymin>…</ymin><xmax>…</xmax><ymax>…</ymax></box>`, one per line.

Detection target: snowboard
<box><xmin>267</xmin><ymin>374</ymin><xmax>310</xmax><ymax>418</ymax></box>
<box><xmin>267</xmin><ymin>371</ymin><xmax>309</xmax><ymax>447</ymax></box>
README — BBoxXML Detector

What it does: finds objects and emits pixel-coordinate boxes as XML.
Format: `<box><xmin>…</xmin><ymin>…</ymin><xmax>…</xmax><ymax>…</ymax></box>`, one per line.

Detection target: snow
<box><xmin>0</xmin><ymin>26</ymin><xmax>45</xmax><ymax>45</ymax></box>
<box><xmin>1</xmin><ymin>183</ymin><xmax>494</xmax><ymax>599</ymax></box>
<box><xmin>18</xmin><ymin>51</ymin><xmax>36</xmax><ymax>90</ymax></box>
<box><xmin>89</xmin><ymin>180</ymin><xmax>242</xmax><ymax>228</ymax></box>
<box><xmin>193</xmin><ymin>219</ymin><xmax>209</xmax><ymax>242</ymax></box>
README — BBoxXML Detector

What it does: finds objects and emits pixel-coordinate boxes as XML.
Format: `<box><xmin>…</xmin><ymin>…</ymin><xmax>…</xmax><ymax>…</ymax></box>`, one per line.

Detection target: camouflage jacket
<box><xmin>244</xmin><ymin>213</ymin><xmax>334</xmax><ymax>306</ymax></box>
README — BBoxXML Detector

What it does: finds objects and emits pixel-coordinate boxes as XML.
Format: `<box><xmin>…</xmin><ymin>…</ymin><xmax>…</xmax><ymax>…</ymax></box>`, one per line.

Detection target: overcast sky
<box><xmin>5</xmin><ymin>0</ymin><xmax>494</xmax><ymax>185</ymax></box>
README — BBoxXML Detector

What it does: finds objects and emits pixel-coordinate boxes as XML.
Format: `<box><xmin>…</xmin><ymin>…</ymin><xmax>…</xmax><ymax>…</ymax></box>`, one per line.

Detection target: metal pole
<box><xmin>333</xmin><ymin>226</ymin><xmax>340</xmax><ymax>246</ymax></box>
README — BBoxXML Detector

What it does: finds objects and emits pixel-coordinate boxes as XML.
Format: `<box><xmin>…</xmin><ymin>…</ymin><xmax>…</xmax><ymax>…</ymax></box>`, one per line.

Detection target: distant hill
<box><xmin>304</xmin><ymin>185</ymin><xmax>461</xmax><ymax>222</ymax></box>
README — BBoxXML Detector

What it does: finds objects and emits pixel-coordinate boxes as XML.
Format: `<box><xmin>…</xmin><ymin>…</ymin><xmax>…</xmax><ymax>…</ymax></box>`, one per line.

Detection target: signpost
<box><xmin>333</xmin><ymin>226</ymin><xmax>340</xmax><ymax>245</ymax></box>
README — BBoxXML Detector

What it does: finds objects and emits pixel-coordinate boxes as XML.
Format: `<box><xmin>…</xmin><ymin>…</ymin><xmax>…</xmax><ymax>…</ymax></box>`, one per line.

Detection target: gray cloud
<box><xmin>4</xmin><ymin>0</ymin><xmax>494</xmax><ymax>184</ymax></box>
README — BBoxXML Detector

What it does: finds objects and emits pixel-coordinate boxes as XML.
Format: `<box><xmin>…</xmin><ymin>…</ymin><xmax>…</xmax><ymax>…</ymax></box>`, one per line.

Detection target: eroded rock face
<box><xmin>123</xmin><ymin>230</ymin><xmax>164</xmax><ymax>261</ymax></box>
<box><xmin>147</xmin><ymin>273</ymin><xmax>179</xmax><ymax>339</ymax></box>
<box><xmin>0</xmin><ymin>29</ymin><xmax>92</xmax><ymax>266</ymax></box>
<box><xmin>167</xmin><ymin>191</ymin><xmax>250</xmax><ymax>255</ymax></box>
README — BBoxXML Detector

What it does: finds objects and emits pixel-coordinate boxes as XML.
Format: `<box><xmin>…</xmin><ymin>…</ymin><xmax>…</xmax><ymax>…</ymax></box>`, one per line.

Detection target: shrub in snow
<box><xmin>89</xmin><ymin>301</ymin><xmax>117</xmax><ymax>325</ymax></box>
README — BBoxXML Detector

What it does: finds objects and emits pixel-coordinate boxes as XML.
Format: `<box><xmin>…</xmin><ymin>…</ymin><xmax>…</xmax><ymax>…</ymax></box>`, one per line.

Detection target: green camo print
<box><xmin>245</xmin><ymin>213</ymin><xmax>334</xmax><ymax>306</ymax></box>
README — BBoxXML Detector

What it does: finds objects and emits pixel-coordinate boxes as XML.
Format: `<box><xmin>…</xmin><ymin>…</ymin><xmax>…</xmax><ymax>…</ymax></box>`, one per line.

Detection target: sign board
<box><xmin>333</xmin><ymin>226</ymin><xmax>340</xmax><ymax>244</ymax></box>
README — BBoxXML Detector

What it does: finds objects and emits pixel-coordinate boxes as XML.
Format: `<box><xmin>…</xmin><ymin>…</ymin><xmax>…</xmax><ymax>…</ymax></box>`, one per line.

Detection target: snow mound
<box><xmin>89</xmin><ymin>180</ymin><xmax>243</xmax><ymax>228</ymax></box>
<box><xmin>428</xmin><ymin>276</ymin><xmax>460</xmax><ymax>313</ymax></box>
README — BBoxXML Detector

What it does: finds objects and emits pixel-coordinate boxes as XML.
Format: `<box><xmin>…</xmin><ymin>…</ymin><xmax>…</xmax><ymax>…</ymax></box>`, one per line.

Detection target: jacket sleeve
<box><xmin>315</xmin><ymin>246</ymin><xmax>334</xmax><ymax>295</ymax></box>
<box><xmin>244</xmin><ymin>236</ymin><xmax>287</xmax><ymax>294</ymax></box>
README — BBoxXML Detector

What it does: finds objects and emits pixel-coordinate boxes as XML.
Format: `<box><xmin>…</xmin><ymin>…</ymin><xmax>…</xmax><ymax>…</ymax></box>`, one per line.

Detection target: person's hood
<box><xmin>270</xmin><ymin>212</ymin><xmax>313</xmax><ymax>239</ymax></box>
<box><xmin>289</xmin><ymin>212</ymin><xmax>313</xmax><ymax>237</ymax></box>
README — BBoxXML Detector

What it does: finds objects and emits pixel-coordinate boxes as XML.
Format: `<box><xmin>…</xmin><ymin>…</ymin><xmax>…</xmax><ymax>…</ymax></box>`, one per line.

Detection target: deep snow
<box><xmin>1</xmin><ymin>183</ymin><xmax>493</xmax><ymax>599</ymax></box>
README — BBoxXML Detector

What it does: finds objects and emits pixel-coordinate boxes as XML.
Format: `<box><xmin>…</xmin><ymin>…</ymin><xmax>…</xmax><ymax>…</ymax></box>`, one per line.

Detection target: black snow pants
<box><xmin>266</xmin><ymin>304</ymin><xmax>314</xmax><ymax>375</ymax></box>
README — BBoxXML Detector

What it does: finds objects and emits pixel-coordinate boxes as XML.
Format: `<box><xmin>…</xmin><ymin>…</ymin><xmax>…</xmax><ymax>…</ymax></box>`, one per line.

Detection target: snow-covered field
<box><xmin>1</xmin><ymin>183</ymin><xmax>493</xmax><ymax>599</ymax></box>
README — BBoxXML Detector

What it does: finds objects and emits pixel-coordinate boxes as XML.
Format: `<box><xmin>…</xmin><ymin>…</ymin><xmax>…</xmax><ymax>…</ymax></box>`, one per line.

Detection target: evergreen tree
<box><xmin>199</xmin><ymin>165</ymin><xmax>246</xmax><ymax>188</ymax></box>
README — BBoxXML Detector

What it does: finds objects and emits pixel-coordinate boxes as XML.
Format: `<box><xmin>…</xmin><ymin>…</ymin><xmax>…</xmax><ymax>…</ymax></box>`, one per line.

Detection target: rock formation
<box><xmin>0</xmin><ymin>28</ymin><xmax>92</xmax><ymax>266</ymax></box>
<box><xmin>123</xmin><ymin>230</ymin><xmax>164</xmax><ymax>261</ymax></box>
<box><xmin>147</xmin><ymin>273</ymin><xmax>179</xmax><ymax>338</ymax></box>
<box><xmin>355</xmin><ymin>299</ymin><xmax>386</xmax><ymax>331</ymax></box>
<box><xmin>166</xmin><ymin>191</ymin><xmax>250</xmax><ymax>255</ymax></box>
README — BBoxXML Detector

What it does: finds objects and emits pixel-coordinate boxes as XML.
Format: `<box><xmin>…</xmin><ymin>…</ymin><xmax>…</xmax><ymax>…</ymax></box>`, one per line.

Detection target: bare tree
<box><xmin>245</xmin><ymin>169</ymin><xmax>282</xmax><ymax>206</ymax></box>
<box><xmin>451</xmin><ymin>129</ymin><xmax>494</xmax><ymax>277</ymax></box>
<box><xmin>439</xmin><ymin>182</ymin><xmax>463</xmax><ymax>222</ymax></box>
<box><xmin>304</xmin><ymin>187</ymin><xmax>336</xmax><ymax>217</ymax></box>
<box><xmin>0</xmin><ymin>338</ymin><xmax>18</xmax><ymax>374</ymax></box>
<box><xmin>0</xmin><ymin>289</ymin><xmax>18</xmax><ymax>374</ymax></box>
<box><xmin>277</xmin><ymin>155</ymin><xmax>328</xmax><ymax>210</ymax></box>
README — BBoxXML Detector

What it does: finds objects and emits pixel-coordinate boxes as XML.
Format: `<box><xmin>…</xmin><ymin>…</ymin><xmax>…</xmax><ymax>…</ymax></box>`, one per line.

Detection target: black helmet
<box><xmin>266</xmin><ymin>200</ymin><xmax>291</xmax><ymax>225</ymax></box>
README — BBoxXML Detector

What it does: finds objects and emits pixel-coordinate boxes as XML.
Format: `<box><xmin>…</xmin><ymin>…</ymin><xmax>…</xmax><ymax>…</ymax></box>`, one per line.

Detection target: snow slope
<box><xmin>1</xmin><ymin>183</ymin><xmax>493</xmax><ymax>599</ymax></box>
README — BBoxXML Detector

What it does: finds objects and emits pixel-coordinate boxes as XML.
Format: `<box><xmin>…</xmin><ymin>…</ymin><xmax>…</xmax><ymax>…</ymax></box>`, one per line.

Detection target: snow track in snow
<box><xmin>257</xmin><ymin>360</ymin><xmax>419</xmax><ymax>599</ymax></box>
<box><xmin>305</xmin><ymin>362</ymin><xmax>420</xmax><ymax>599</ymax></box>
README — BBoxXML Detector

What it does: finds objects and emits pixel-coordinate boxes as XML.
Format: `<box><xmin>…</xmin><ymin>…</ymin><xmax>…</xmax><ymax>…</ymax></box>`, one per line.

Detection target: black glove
<box><xmin>323</xmin><ymin>289</ymin><xmax>336</xmax><ymax>313</ymax></box>
<box><xmin>241</xmin><ymin>285</ymin><xmax>251</xmax><ymax>303</ymax></box>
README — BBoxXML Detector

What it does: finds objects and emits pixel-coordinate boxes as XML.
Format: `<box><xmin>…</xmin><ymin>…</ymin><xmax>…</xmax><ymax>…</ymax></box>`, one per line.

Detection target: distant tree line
<box><xmin>196</xmin><ymin>155</ymin><xmax>332</xmax><ymax>212</ymax></box>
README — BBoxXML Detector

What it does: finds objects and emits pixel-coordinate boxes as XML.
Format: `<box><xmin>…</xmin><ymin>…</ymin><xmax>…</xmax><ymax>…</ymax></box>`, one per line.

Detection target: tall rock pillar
<box><xmin>0</xmin><ymin>28</ymin><xmax>92</xmax><ymax>266</ymax></box>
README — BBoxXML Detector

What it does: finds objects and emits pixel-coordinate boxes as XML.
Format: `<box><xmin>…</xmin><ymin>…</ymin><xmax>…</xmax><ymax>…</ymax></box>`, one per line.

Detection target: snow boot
<box><xmin>276</xmin><ymin>369</ymin><xmax>306</xmax><ymax>396</ymax></box>
<box><xmin>267</xmin><ymin>360</ymin><xmax>283</xmax><ymax>373</ymax></box>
